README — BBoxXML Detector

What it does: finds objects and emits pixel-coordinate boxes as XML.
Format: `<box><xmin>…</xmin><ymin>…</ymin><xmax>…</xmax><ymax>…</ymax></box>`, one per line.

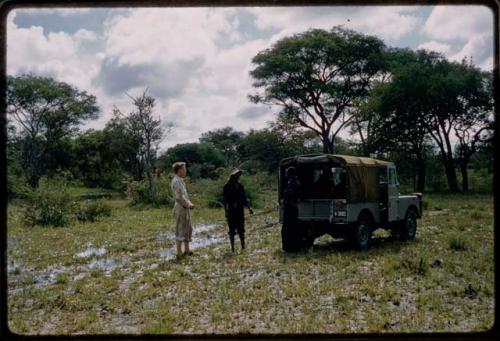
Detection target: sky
<box><xmin>7</xmin><ymin>5</ymin><xmax>494</xmax><ymax>150</ymax></box>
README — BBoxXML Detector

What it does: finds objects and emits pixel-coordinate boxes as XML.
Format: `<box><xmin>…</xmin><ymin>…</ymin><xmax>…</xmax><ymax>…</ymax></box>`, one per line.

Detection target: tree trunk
<box><xmin>415</xmin><ymin>153</ymin><xmax>426</xmax><ymax>192</ymax></box>
<box><xmin>22</xmin><ymin>137</ymin><xmax>43</xmax><ymax>188</ymax></box>
<box><xmin>442</xmin><ymin>132</ymin><xmax>458</xmax><ymax>192</ymax></box>
<box><xmin>442</xmin><ymin>156</ymin><xmax>458</xmax><ymax>192</ymax></box>
<box><xmin>147</xmin><ymin>170</ymin><xmax>155</xmax><ymax>201</ymax></box>
<box><xmin>322</xmin><ymin>135</ymin><xmax>333</xmax><ymax>154</ymax></box>
<box><xmin>460</xmin><ymin>164</ymin><xmax>469</xmax><ymax>192</ymax></box>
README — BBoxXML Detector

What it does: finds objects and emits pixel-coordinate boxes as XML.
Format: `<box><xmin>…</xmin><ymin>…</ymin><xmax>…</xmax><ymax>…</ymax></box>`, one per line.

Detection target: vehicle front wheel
<box><xmin>350</xmin><ymin>215</ymin><xmax>372</xmax><ymax>250</ymax></box>
<box><xmin>400</xmin><ymin>208</ymin><xmax>417</xmax><ymax>241</ymax></box>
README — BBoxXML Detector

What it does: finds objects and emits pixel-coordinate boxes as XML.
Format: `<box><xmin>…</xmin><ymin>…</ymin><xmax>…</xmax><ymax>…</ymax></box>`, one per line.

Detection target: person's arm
<box><xmin>241</xmin><ymin>185</ymin><xmax>253</xmax><ymax>214</ymax></box>
<box><xmin>173</xmin><ymin>180</ymin><xmax>191</xmax><ymax>209</ymax></box>
<box><xmin>223</xmin><ymin>184</ymin><xmax>229</xmax><ymax>212</ymax></box>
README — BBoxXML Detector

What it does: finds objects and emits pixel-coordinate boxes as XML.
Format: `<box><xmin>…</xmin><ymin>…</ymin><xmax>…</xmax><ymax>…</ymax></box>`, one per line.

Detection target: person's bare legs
<box><xmin>183</xmin><ymin>241</ymin><xmax>190</xmax><ymax>255</ymax></box>
<box><xmin>176</xmin><ymin>240</ymin><xmax>182</xmax><ymax>257</ymax></box>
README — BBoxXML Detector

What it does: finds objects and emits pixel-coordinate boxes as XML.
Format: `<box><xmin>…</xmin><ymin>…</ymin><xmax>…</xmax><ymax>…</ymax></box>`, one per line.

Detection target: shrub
<box><xmin>449</xmin><ymin>236</ymin><xmax>467</xmax><ymax>251</ymax></box>
<box><xmin>23</xmin><ymin>177</ymin><xmax>75</xmax><ymax>227</ymax></box>
<box><xmin>128</xmin><ymin>176</ymin><xmax>173</xmax><ymax>207</ymax></box>
<box><xmin>191</xmin><ymin>171</ymin><xmax>276</xmax><ymax>209</ymax></box>
<box><xmin>398</xmin><ymin>255</ymin><xmax>428</xmax><ymax>276</ymax></box>
<box><xmin>7</xmin><ymin>173</ymin><xmax>32</xmax><ymax>201</ymax></box>
<box><xmin>193</xmin><ymin>176</ymin><xmax>227</xmax><ymax>208</ymax></box>
<box><xmin>239</xmin><ymin>159</ymin><xmax>265</xmax><ymax>175</ymax></box>
<box><xmin>76</xmin><ymin>200</ymin><xmax>112</xmax><ymax>222</ymax></box>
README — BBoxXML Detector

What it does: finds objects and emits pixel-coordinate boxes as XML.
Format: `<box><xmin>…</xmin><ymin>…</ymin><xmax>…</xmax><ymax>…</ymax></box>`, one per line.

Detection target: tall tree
<box><xmin>452</xmin><ymin>68</ymin><xmax>493</xmax><ymax>191</ymax></box>
<box><xmin>364</xmin><ymin>58</ymin><xmax>433</xmax><ymax>191</ymax></box>
<box><xmin>161</xmin><ymin>142</ymin><xmax>224</xmax><ymax>179</ymax></box>
<box><xmin>7</xmin><ymin>74</ymin><xmax>99</xmax><ymax>187</ymax></box>
<box><xmin>113</xmin><ymin>91</ymin><xmax>171</xmax><ymax>200</ymax></box>
<box><xmin>249</xmin><ymin>27</ymin><xmax>387</xmax><ymax>153</ymax></box>
<box><xmin>199</xmin><ymin>127</ymin><xmax>244</xmax><ymax>167</ymax></box>
<box><xmin>367</xmin><ymin>51</ymin><xmax>492</xmax><ymax>191</ymax></box>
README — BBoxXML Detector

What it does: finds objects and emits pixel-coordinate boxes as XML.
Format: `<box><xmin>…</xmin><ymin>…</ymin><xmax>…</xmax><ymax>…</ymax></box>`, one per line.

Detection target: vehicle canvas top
<box><xmin>280</xmin><ymin>154</ymin><xmax>394</xmax><ymax>203</ymax></box>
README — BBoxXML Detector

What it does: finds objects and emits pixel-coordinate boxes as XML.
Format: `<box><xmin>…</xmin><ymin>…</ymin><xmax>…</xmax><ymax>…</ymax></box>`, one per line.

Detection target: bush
<box><xmin>128</xmin><ymin>176</ymin><xmax>173</xmax><ymax>207</ymax></box>
<box><xmin>467</xmin><ymin>168</ymin><xmax>493</xmax><ymax>193</ymax></box>
<box><xmin>76</xmin><ymin>200</ymin><xmax>112</xmax><ymax>222</ymax></box>
<box><xmin>7</xmin><ymin>173</ymin><xmax>32</xmax><ymax>201</ymax></box>
<box><xmin>23</xmin><ymin>177</ymin><xmax>75</xmax><ymax>227</ymax></box>
<box><xmin>191</xmin><ymin>171</ymin><xmax>277</xmax><ymax>209</ymax></box>
<box><xmin>239</xmin><ymin>159</ymin><xmax>265</xmax><ymax>175</ymax></box>
<box><xmin>192</xmin><ymin>176</ymin><xmax>227</xmax><ymax>208</ymax></box>
<box><xmin>449</xmin><ymin>236</ymin><xmax>467</xmax><ymax>251</ymax></box>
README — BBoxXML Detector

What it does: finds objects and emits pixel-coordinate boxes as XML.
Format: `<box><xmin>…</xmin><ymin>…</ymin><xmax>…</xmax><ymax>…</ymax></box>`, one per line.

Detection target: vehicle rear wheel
<box><xmin>301</xmin><ymin>228</ymin><xmax>315</xmax><ymax>249</ymax></box>
<box><xmin>400</xmin><ymin>208</ymin><xmax>417</xmax><ymax>241</ymax></box>
<box><xmin>281</xmin><ymin>223</ymin><xmax>300</xmax><ymax>252</ymax></box>
<box><xmin>351</xmin><ymin>214</ymin><xmax>372</xmax><ymax>250</ymax></box>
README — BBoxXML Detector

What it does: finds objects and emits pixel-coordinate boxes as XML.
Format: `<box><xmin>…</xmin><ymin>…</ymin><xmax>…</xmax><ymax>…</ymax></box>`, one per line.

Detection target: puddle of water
<box><xmin>88</xmin><ymin>258</ymin><xmax>117</xmax><ymax>271</ymax></box>
<box><xmin>159</xmin><ymin>249</ymin><xmax>176</xmax><ymax>260</ymax></box>
<box><xmin>29</xmin><ymin>255</ymin><xmax>130</xmax><ymax>288</ymax></box>
<box><xmin>76</xmin><ymin>247</ymin><xmax>107</xmax><ymax>258</ymax></box>
<box><xmin>7</xmin><ymin>259</ymin><xmax>23</xmax><ymax>273</ymax></box>
<box><xmin>194</xmin><ymin>223</ymin><xmax>222</xmax><ymax>234</ymax></box>
<box><xmin>33</xmin><ymin>265</ymin><xmax>70</xmax><ymax>287</ymax></box>
<box><xmin>190</xmin><ymin>235</ymin><xmax>226</xmax><ymax>249</ymax></box>
<box><xmin>157</xmin><ymin>223</ymin><xmax>222</xmax><ymax>242</ymax></box>
<box><xmin>159</xmin><ymin>234</ymin><xmax>226</xmax><ymax>260</ymax></box>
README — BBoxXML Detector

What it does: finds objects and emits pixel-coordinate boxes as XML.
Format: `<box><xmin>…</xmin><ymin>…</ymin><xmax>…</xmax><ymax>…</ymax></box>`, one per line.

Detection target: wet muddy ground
<box><xmin>6</xmin><ymin>194</ymin><xmax>495</xmax><ymax>335</ymax></box>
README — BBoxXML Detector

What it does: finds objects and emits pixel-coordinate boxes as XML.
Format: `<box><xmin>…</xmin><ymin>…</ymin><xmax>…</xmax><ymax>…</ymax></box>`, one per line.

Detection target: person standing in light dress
<box><xmin>170</xmin><ymin>162</ymin><xmax>194</xmax><ymax>258</ymax></box>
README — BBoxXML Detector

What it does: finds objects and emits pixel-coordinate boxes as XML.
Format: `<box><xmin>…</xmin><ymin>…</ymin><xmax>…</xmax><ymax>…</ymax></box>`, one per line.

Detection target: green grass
<box><xmin>6</xmin><ymin>191</ymin><xmax>494</xmax><ymax>334</ymax></box>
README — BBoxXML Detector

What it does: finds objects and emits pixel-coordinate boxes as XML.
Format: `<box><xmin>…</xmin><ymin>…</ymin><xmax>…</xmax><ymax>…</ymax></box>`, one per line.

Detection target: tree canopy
<box><xmin>249</xmin><ymin>27</ymin><xmax>388</xmax><ymax>153</ymax></box>
<box><xmin>7</xmin><ymin>74</ymin><xmax>99</xmax><ymax>187</ymax></box>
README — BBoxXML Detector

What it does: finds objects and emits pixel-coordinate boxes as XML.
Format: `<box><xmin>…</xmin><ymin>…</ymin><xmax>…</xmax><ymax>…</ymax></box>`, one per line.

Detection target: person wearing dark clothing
<box><xmin>223</xmin><ymin>169</ymin><xmax>253</xmax><ymax>252</ymax></box>
<box><xmin>333</xmin><ymin>171</ymin><xmax>347</xmax><ymax>198</ymax></box>
<box><xmin>282</xmin><ymin>166</ymin><xmax>303</xmax><ymax>252</ymax></box>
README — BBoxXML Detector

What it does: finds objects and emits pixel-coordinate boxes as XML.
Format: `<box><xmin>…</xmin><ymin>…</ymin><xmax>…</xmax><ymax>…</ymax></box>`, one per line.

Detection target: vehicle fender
<box><xmin>357</xmin><ymin>209</ymin><xmax>375</xmax><ymax>228</ymax></box>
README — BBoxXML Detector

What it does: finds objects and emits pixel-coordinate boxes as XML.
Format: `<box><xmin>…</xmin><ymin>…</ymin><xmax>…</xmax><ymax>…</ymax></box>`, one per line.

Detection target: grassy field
<box><xmin>6</xmin><ymin>190</ymin><xmax>494</xmax><ymax>334</ymax></box>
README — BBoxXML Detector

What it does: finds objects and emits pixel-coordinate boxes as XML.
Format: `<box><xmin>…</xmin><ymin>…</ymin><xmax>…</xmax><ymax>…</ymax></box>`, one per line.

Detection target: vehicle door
<box><xmin>388</xmin><ymin>165</ymin><xmax>399</xmax><ymax>222</ymax></box>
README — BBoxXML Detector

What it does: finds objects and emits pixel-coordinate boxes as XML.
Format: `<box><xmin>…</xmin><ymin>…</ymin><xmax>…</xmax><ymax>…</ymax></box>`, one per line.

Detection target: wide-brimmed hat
<box><xmin>228</xmin><ymin>168</ymin><xmax>243</xmax><ymax>179</ymax></box>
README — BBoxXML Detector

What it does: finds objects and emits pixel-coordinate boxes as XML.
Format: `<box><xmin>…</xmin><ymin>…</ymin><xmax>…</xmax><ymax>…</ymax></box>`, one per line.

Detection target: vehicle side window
<box><xmin>379</xmin><ymin>167</ymin><xmax>388</xmax><ymax>184</ymax></box>
<box><xmin>388</xmin><ymin>167</ymin><xmax>398</xmax><ymax>185</ymax></box>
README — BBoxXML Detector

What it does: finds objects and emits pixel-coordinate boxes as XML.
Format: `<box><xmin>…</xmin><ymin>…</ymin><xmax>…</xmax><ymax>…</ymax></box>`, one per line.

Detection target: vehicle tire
<box><xmin>351</xmin><ymin>214</ymin><xmax>373</xmax><ymax>250</ymax></box>
<box><xmin>281</xmin><ymin>223</ymin><xmax>300</xmax><ymax>252</ymax></box>
<box><xmin>400</xmin><ymin>207</ymin><xmax>417</xmax><ymax>241</ymax></box>
<box><xmin>301</xmin><ymin>228</ymin><xmax>315</xmax><ymax>249</ymax></box>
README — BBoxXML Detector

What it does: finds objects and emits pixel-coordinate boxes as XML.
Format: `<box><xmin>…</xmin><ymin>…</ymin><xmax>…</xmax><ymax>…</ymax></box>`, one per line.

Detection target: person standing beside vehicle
<box><xmin>223</xmin><ymin>169</ymin><xmax>253</xmax><ymax>252</ymax></box>
<box><xmin>171</xmin><ymin>162</ymin><xmax>194</xmax><ymax>258</ymax></box>
<box><xmin>282</xmin><ymin>166</ymin><xmax>302</xmax><ymax>252</ymax></box>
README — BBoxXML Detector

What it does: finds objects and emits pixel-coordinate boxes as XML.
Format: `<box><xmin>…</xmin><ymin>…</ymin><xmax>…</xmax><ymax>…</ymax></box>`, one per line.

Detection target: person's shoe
<box><xmin>230</xmin><ymin>237</ymin><xmax>235</xmax><ymax>252</ymax></box>
<box><xmin>184</xmin><ymin>251</ymin><xmax>194</xmax><ymax>256</ymax></box>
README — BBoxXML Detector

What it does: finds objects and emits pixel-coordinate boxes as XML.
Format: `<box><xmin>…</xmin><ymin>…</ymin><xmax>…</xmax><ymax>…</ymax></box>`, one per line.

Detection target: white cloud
<box><xmin>417</xmin><ymin>40</ymin><xmax>451</xmax><ymax>54</ymax></box>
<box><xmin>7</xmin><ymin>11</ymin><xmax>99</xmax><ymax>91</ymax></box>
<box><xmin>95</xmin><ymin>8</ymin><xmax>274</xmax><ymax>149</ymax></box>
<box><xmin>250</xmin><ymin>6</ymin><xmax>421</xmax><ymax>44</ymax></box>
<box><xmin>14</xmin><ymin>7</ymin><xmax>93</xmax><ymax>16</ymax></box>
<box><xmin>449</xmin><ymin>34</ymin><xmax>491</xmax><ymax>63</ymax></box>
<box><xmin>7</xmin><ymin>10</ymin><xmax>109</xmax><ymax>129</ymax></box>
<box><xmin>74</xmin><ymin>28</ymin><xmax>97</xmax><ymax>42</ymax></box>
<box><xmin>423</xmin><ymin>5</ymin><xmax>492</xmax><ymax>41</ymax></box>
<box><xmin>422</xmin><ymin>6</ymin><xmax>493</xmax><ymax>70</ymax></box>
